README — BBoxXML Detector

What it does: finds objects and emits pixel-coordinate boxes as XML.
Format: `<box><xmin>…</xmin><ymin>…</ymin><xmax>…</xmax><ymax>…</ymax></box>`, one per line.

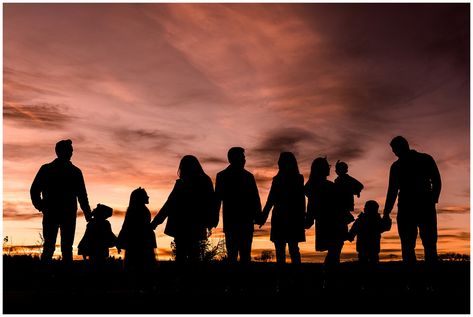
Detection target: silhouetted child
<box><xmin>334</xmin><ymin>160</ymin><xmax>364</xmax><ymax>224</ymax></box>
<box><xmin>78</xmin><ymin>203</ymin><xmax>117</xmax><ymax>263</ymax></box>
<box><xmin>348</xmin><ymin>200</ymin><xmax>391</xmax><ymax>290</ymax></box>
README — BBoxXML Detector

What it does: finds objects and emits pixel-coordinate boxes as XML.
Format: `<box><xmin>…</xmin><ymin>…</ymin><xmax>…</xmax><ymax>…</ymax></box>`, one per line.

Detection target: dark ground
<box><xmin>3</xmin><ymin>255</ymin><xmax>470</xmax><ymax>314</ymax></box>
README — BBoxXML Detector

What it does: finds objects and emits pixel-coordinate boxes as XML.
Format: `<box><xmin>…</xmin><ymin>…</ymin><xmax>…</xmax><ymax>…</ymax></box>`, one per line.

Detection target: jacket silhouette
<box><xmin>30</xmin><ymin>139</ymin><xmax>92</xmax><ymax>263</ymax></box>
<box><xmin>117</xmin><ymin>188</ymin><xmax>157</xmax><ymax>270</ymax></box>
<box><xmin>215</xmin><ymin>147</ymin><xmax>262</xmax><ymax>264</ymax></box>
<box><xmin>152</xmin><ymin>155</ymin><xmax>218</xmax><ymax>262</ymax></box>
<box><xmin>305</xmin><ymin>157</ymin><xmax>346</xmax><ymax>288</ymax></box>
<box><xmin>349</xmin><ymin>200</ymin><xmax>391</xmax><ymax>258</ymax></box>
<box><xmin>78</xmin><ymin>203</ymin><xmax>117</xmax><ymax>260</ymax></box>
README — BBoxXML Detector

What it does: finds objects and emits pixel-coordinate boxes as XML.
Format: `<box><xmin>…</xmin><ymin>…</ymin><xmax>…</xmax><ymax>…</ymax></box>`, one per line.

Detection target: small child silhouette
<box><xmin>78</xmin><ymin>203</ymin><xmax>117</xmax><ymax>262</ymax></box>
<box><xmin>334</xmin><ymin>160</ymin><xmax>364</xmax><ymax>224</ymax></box>
<box><xmin>348</xmin><ymin>200</ymin><xmax>391</xmax><ymax>289</ymax></box>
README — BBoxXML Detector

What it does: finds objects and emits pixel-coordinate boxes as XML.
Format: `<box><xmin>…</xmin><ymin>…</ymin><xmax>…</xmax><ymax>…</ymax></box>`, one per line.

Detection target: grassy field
<box><xmin>3</xmin><ymin>255</ymin><xmax>470</xmax><ymax>314</ymax></box>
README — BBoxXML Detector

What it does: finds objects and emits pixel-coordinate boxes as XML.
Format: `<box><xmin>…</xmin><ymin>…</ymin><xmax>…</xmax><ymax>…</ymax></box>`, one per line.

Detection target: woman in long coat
<box><xmin>152</xmin><ymin>155</ymin><xmax>218</xmax><ymax>263</ymax></box>
<box><xmin>260</xmin><ymin>152</ymin><xmax>306</xmax><ymax>265</ymax></box>
<box><xmin>304</xmin><ymin>157</ymin><xmax>347</xmax><ymax>288</ymax></box>
<box><xmin>117</xmin><ymin>187</ymin><xmax>157</xmax><ymax>290</ymax></box>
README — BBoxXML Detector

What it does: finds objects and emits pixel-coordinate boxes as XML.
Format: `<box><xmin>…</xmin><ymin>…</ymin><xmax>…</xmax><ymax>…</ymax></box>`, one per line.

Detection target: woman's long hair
<box><xmin>308</xmin><ymin>156</ymin><xmax>330</xmax><ymax>183</ymax></box>
<box><xmin>128</xmin><ymin>187</ymin><xmax>148</xmax><ymax>210</ymax></box>
<box><xmin>178</xmin><ymin>155</ymin><xmax>208</xmax><ymax>182</ymax></box>
<box><xmin>276</xmin><ymin>151</ymin><xmax>300</xmax><ymax>177</ymax></box>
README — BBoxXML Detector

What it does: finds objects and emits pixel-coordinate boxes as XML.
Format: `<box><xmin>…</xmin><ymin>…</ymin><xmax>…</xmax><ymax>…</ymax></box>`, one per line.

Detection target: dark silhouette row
<box><xmin>30</xmin><ymin>136</ymin><xmax>442</xmax><ymax>292</ymax></box>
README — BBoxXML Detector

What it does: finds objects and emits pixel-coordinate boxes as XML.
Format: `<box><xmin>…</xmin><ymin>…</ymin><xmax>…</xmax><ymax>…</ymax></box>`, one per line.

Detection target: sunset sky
<box><xmin>3</xmin><ymin>3</ymin><xmax>470</xmax><ymax>262</ymax></box>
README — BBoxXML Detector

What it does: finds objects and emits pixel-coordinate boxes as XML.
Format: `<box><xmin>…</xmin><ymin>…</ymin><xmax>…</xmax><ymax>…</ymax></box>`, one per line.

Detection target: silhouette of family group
<box><xmin>30</xmin><ymin>136</ymin><xmax>442</xmax><ymax>292</ymax></box>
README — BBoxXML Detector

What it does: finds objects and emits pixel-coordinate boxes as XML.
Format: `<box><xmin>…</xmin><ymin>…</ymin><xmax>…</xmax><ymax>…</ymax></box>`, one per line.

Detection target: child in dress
<box><xmin>78</xmin><ymin>203</ymin><xmax>117</xmax><ymax>262</ymax></box>
<box><xmin>348</xmin><ymin>200</ymin><xmax>391</xmax><ymax>289</ymax></box>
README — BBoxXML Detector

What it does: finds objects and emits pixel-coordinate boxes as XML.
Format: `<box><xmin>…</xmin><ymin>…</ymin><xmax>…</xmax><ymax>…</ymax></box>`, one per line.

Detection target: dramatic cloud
<box><xmin>3</xmin><ymin>3</ymin><xmax>469</xmax><ymax>258</ymax></box>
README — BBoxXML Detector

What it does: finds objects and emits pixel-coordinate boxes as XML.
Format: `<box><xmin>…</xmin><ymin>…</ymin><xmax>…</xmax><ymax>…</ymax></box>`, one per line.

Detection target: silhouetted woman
<box><xmin>117</xmin><ymin>187</ymin><xmax>157</xmax><ymax>291</ymax></box>
<box><xmin>260</xmin><ymin>152</ymin><xmax>306</xmax><ymax>289</ymax></box>
<box><xmin>152</xmin><ymin>155</ymin><xmax>218</xmax><ymax>262</ymax></box>
<box><xmin>304</xmin><ymin>157</ymin><xmax>346</xmax><ymax>289</ymax></box>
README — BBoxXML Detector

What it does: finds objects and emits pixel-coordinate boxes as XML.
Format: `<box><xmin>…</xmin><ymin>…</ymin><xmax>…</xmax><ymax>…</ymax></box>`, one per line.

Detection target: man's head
<box><xmin>55</xmin><ymin>139</ymin><xmax>73</xmax><ymax>161</ymax></box>
<box><xmin>227</xmin><ymin>147</ymin><xmax>246</xmax><ymax>169</ymax></box>
<box><xmin>390</xmin><ymin>136</ymin><xmax>410</xmax><ymax>158</ymax></box>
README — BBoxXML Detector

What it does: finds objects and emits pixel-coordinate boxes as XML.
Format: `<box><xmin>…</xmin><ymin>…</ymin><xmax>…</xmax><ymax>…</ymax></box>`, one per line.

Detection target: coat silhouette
<box><xmin>215</xmin><ymin>147</ymin><xmax>262</xmax><ymax>264</ymax></box>
<box><xmin>78</xmin><ymin>203</ymin><xmax>117</xmax><ymax>260</ymax></box>
<box><xmin>348</xmin><ymin>200</ymin><xmax>391</xmax><ymax>289</ymax></box>
<box><xmin>152</xmin><ymin>155</ymin><xmax>218</xmax><ymax>262</ymax></box>
<box><xmin>30</xmin><ymin>139</ymin><xmax>92</xmax><ymax>263</ymax></box>
<box><xmin>117</xmin><ymin>188</ymin><xmax>157</xmax><ymax>272</ymax></box>
<box><xmin>349</xmin><ymin>200</ymin><xmax>391</xmax><ymax>259</ymax></box>
<box><xmin>261</xmin><ymin>152</ymin><xmax>306</xmax><ymax>263</ymax></box>
<box><xmin>305</xmin><ymin>157</ymin><xmax>346</xmax><ymax>288</ymax></box>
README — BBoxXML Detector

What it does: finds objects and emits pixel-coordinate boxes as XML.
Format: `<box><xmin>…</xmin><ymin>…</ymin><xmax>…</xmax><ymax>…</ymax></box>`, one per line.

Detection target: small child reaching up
<box><xmin>78</xmin><ymin>203</ymin><xmax>117</xmax><ymax>262</ymax></box>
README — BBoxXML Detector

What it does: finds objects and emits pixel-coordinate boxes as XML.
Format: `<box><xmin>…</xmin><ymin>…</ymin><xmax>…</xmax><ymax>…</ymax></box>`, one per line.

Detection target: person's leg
<box><xmin>288</xmin><ymin>241</ymin><xmax>302</xmax><ymax>287</ymax></box>
<box><xmin>274</xmin><ymin>241</ymin><xmax>287</xmax><ymax>290</ymax></box>
<box><xmin>358</xmin><ymin>252</ymin><xmax>369</xmax><ymax>289</ymax></box>
<box><xmin>323</xmin><ymin>240</ymin><xmax>343</xmax><ymax>289</ymax></box>
<box><xmin>60</xmin><ymin>214</ymin><xmax>76</xmax><ymax>263</ymax></box>
<box><xmin>397</xmin><ymin>212</ymin><xmax>418</xmax><ymax>289</ymax></box>
<box><xmin>288</xmin><ymin>241</ymin><xmax>301</xmax><ymax>265</ymax></box>
<box><xmin>224</xmin><ymin>233</ymin><xmax>238</xmax><ymax>291</ymax></box>
<box><xmin>419</xmin><ymin>204</ymin><xmax>438</xmax><ymax>289</ymax></box>
<box><xmin>42</xmin><ymin>213</ymin><xmax>59</xmax><ymax>263</ymax></box>
<box><xmin>238</xmin><ymin>231</ymin><xmax>254</xmax><ymax>291</ymax></box>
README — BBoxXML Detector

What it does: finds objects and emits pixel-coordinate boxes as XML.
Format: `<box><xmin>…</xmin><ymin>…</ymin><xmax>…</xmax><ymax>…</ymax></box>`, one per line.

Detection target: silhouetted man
<box><xmin>383</xmin><ymin>136</ymin><xmax>441</xmax><ymax>289</ymax></box>
<box><xmin>215</xmin><ymin>147</ymin><xmax>262</xmax><ymax>290</ymax></box>
<box><xmin>30</xmin><ymin>139</ymin><xmax>92</xmax><ymax>263</ymax></box>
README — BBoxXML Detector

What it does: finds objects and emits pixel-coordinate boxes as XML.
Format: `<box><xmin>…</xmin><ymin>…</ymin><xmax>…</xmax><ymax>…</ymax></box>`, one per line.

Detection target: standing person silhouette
<box><xmin>117</xmin><ymin>187</ymin><xmax>157</xmax><ymax>292</ymax></box>
<box><xmin>259</xmin><ymin>152</ymin><xmax>306</xmax><ymax>291</ymax></box>
<box><xmin>151</xmin><ymin>155</ymin><xmax>218</xmax><ymax>291</ymax></box>
<box><xmin>304</xmin><ymin>157</ymin><xmax>346</xmax><ymax>289</ymax></box>
<box><xmin>30</xmin><ymin>139</ymin><xmax>92</xmax><ymax>264</ymax></box>
<box><xmin>383</xmin><ymin>136</ymin><xmax>441</xmax><ymax>290</ymax></box>
<box><xmin>215</xmin><ymin>147</ymin><xmax>262</xmax><ymax>292</ymax></box>
<box><xmin>348</xmin><ymin>200</ymin><xmax>391</xmax><ymax>290</ymax></box>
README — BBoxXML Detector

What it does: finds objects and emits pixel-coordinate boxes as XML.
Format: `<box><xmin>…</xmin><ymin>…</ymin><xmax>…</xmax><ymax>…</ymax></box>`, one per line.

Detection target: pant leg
<box><xmin>397</xmin><ymin>212</ymin><xmax>419</xmax><ymax>285</ymax></box>
<box><xmin>42</xmin><ymin>213</ymin><xmax>60</xmax><ymax>262</ymax></box>
<box><xmin>418</xmin><ymin>204</ymin><xmax>438</xmax><ymax>263</ymax></box>
<box><xmin>238</xmin><ymin>231</ymin><xmax>253</xmax><ymax>264</ymax></box>
<box><xmin>225</xmin><ymin>233</ymin><xmax>238</xmax><ymax>264</ymax></box>
<box><xmin>60</xmin><ymin>214</ymin><xmax>77</xmax><ymax>263</ymax></box>
<box><xmin>418</xmin><ymin>204</ymin><xmax>438</xmax><ymax>286</ymax></box>
<box><xmin>274</xmin><ymin>241</ymin><xmax>287</xmax><ymax>265</ymax></box>
<box><xmin>288</xmin><ymin>241</ymin><xmax>301</xmax><ymax>265</ymax></box>
<box><xmin>397</xmin><ymin>213</ymin><xmax>418</xmax><ymax>266</ymax></box>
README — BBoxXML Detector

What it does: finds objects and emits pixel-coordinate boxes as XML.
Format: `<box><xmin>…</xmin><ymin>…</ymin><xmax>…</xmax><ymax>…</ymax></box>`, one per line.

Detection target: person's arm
<box><xmin>352</xmin><ymin>176</ymin><xmax>364</xmax><ymax>197</ymax></box>
<box><xmin>151</xmin><ymin>181</ymin><xmax>180</xmax><ymax>229</ymax></box>
<box><xmin>260</xmin><ymin>180</ymin><xmax>276</xmax><ymax>228</ymax></box>
<box><xmin>30</xmin><ymin>166</ymin><xmax>45</xmax><ymax>212</ymax></box>
<box><xmin>304</xmin><ymin>182</ymin><xmax>315</xmax><ymax>229</ymax></box>
<box><xmin>430</xmin><ymin>156</ymin><xmax>442</xmax><ymax>204</ymax></box>
<box><xmin>250</xmin><ymin>174</ymin><xmax>263</xmax><ymax>224</ymax></box>
<box><xmin>348</xmin><ymin>217</ymin><xmax>360</xmax><ymax>241</ymax></box>
<box><xmin>383</xmin><ymin>164</ymin><xmax>399</xmax><ymax>217</ymax></box>
<box><xmin>77</xmin><ymin>170</ymin><xmax>92</xmax><ymax>222</ymax></box>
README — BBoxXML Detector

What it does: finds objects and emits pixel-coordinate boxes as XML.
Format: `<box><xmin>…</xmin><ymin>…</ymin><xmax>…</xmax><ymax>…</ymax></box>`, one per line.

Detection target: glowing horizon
<box><xmin>3</xmin><ymin>3</ymin><xmax>470</xmax><ymax>262</ymax></box>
